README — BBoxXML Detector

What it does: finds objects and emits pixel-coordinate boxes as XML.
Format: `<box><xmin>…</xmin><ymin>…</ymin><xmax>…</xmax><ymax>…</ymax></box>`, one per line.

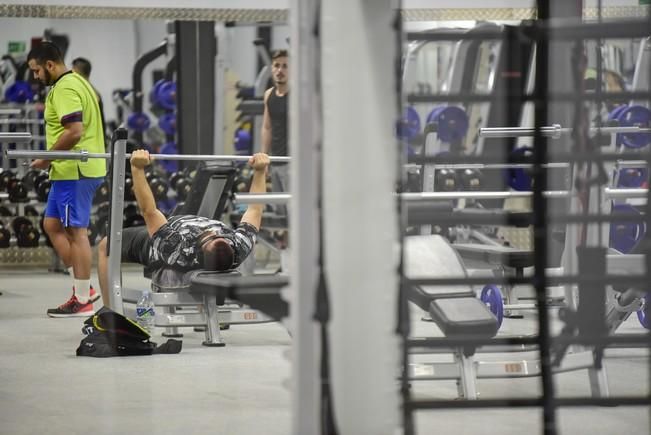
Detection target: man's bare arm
<box><xmin>261</xmin><ymin>88</ymin><xmax>273</xmax><ymax>155</ymax></box>
<box><xmin>130</xmin><ymin>150</ymin><xmax>168</xmax><ymax>236</ymax></box>
<box><xmin>240</xmin><ymin>153</ymin><xmax>271</xmax><ymax>231</ymax></box>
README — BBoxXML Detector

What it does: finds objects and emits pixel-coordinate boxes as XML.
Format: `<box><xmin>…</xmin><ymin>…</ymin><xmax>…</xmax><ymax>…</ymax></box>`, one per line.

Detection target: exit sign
<box><xmin>8</xmin><ymin>41</ymin><xmax>26</xmax><ymax>54</ymax></box>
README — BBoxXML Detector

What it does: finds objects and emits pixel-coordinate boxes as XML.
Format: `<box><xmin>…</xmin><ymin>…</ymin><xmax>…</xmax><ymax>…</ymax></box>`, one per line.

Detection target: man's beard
<box><xmin>42</xmin><ymin>69</ymin><xmax>53</xmax><ymax>86</ymax></box>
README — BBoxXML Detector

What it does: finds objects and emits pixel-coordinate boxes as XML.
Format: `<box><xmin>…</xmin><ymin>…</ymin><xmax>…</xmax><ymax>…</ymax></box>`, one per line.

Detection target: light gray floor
<box><xmin>0</xmin><ymin>268</ymin><xmax>292</xmax><ymax>435</ymax></box>
<box><xmin>0</xmin><ymin>268</ymin><xmax>649</xmax><ymax>435</ymax></box>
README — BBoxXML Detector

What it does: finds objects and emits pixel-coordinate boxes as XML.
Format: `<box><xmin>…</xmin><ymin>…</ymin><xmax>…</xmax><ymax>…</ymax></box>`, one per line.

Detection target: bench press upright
<box><xmin>106</xmin><ymin>129</ymin><xmax>129</xmax><ymax>314</ymax></box>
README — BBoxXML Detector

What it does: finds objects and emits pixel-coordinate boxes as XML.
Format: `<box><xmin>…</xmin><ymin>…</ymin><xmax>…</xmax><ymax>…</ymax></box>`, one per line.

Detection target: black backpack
<box><xmin>76</xmin><ymin>307</ymin><xmax>182</xmax><ymax>357</ymax></box>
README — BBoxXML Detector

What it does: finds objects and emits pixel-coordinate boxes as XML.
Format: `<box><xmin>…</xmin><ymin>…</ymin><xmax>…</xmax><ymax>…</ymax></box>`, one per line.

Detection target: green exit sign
<box><xmin>640</xmin><ymin>0</ymin><xmax>650</xmax><ymax>5</ymax></box>
<box><xmin>8</xmin><ymin>41</ymin><xmax>26</xmax><ymax>54</ymax></box>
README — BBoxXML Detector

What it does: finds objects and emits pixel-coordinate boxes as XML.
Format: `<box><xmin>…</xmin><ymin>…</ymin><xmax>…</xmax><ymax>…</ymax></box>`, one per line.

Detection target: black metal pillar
<box><xmin>175</xmin><ymin>21</ymin><xmax>216</xmax><ymax>157</ymax></box>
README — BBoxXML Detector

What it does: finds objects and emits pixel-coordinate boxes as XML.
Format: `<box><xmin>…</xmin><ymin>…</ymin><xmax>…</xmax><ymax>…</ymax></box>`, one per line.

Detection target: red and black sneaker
<box><xmin>88</xmin><ymin>285</ymin><xmax>101</xmax><ymax>304</ymax></box>
<box><xmin>46</xmin><ymin>295</ymin><xmax>95</xmax><ymax>318</ymax></box>
<box><xmin>70</xmin><ymin>285</ymin><xmax>101</xmax><ymax>304</ymax></box>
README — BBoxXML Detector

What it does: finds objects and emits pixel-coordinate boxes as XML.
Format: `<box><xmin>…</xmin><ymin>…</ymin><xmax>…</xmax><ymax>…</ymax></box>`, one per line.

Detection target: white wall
<box><xmin>0</xmin><ymin>17</ymin><xmax>139</xmax><ymax>122</ymax></box>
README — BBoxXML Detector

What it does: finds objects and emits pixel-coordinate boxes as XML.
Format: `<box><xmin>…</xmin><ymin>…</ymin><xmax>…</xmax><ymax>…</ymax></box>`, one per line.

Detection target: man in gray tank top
<box><xmin>261</xmin><ymin>50</ymin><xmax>289</xmax><ymax>220</ymax></box>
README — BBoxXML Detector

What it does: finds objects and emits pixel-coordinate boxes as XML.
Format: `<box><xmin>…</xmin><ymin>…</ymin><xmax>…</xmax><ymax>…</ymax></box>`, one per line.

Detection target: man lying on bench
<box><xmin>97</xmin><ymin>149</ymin><xmax>270</xmax><ymax>306</ymax></box>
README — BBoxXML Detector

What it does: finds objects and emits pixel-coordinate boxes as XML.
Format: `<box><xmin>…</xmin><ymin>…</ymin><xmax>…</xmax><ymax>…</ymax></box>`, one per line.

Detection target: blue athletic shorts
<box><xmin>44</xmin><ymin>178</ymin><xmax>104</xmax><ymax>228</ymax></box>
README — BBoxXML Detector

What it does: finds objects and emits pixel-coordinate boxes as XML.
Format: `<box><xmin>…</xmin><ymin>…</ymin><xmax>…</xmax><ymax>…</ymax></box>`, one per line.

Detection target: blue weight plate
<box><xmin>427</xmin><ymin>106</ymin><xmax>469</xmax><ymax>143</ymax></box>
<box><xmin>159</xmin><ymin>142</ymin><xmax>179</xmax><ymax>173</ymax></box>
<box><xmin>234</xmin><ymin>129</ymin><xmax>252</xmax><ymax>154</ymax></box>
<box><xmin>127</xmin><ymin>112</ymin><xmax>151</xmax><ymax>132</ymax></box>
<box><xmin>505</xmin><ymin>147</ymin><xmax>533</xmax><ymax>191</ymax></box>
<box><xmin>149</xmin><ymin>79</ymin><xmax>166</xmax><ymax>105</ymax></box>
<box><xmin>480</xmin><ymin>284</ymin><xmax>504</xmax><ymax>328</ymax></box>
<box><xmin>158</xmin><ymin>112</ymin><xmax>177</xmax><ymax>135</ymax></box>
<box><xmin>4</xmin><ymin>81</ymin><xmax>33</xmax><ymax>103</ymax></box>
<box><xmin>156</xmin><ymin>81</ymin><xmax>177</xmax><ymax>111</ymax></box>
<box><xmin>397</xmin><ymin>106</ymin><xmax>421</xmax><ymax>140</ymax></box>
<box><xmin>609</xmin><ymin>203</ymin><xmax>646</xmax><ymax>254</ymax></box>
<box><xmin>426</xmin><ymin>105</ymin><xmax>446</xmax><ymax>125</ymax></box>
<box><xmin>616</xmin><ymin>105</ymin><xmax>651</xmax><ymax>149</ymax></box>
<box><xmin>608</xmin><ymin>104</ymin><xmax>628</xmax><ymax>121</ymax></box>
<box><xmin>617</xmin><ymin>167</ymin><xmax>648</xmax><ymax>188</ymax></box>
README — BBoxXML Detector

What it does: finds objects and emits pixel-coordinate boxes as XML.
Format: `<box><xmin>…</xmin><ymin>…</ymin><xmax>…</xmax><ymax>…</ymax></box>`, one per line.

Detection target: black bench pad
<box><xmin>429</xmin><ymin>298</ymin><xmax>498</xmax><ymax>337</ymax></box>
<box><xmin>454</xmin><ymin>243</ymin><xmax>534</xmax><ymax>269</ymax></box>
<box><xmin>190</xmin><ymin>272</ymin><xmax>289</xmax><ymax>321</ymax></box>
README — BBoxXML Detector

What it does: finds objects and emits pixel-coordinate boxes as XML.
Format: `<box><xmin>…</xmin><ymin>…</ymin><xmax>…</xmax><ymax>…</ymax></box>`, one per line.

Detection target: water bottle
<box><xmin>136</xmin><ymin>290</ymin><xmax>155</xmax><ymax>335</ymax></box>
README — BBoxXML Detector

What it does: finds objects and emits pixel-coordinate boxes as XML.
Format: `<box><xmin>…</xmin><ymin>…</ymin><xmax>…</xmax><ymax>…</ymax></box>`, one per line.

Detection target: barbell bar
<box><xmin>0</xmin><ymin>119</ymin><xmax>44</xmax><ymax>125</ymax></box>
<box><xmin>0</xmin><ymin>108</ymin><xmax>22</xmax><ymax>116</ymax></box>
<box><xmin>603</xmin><ymin>187</ymin><xmax>649</xmax><ymax>199</ymax></box>
<box><xmin>479</xmin><ymin>125</ymin><xmax>651</xmax><ymax>139</ymax></box>
<box><xmin>0</xmin><ymin>132</ymin><xmax>32</xmax><ymax>143</ymax></box>
<box><xmin>235</xmin><ymin>188</ymin><xmax>650</xmax><ymax>204</ymax></box>
<box><xmin>4</xmin><ymin>149</ymin><xmax>291</xmax><ymax>163</ymax></box>
<box><xmin>429</xmin><ymin>162</ymin><xmax>570</xmax><ymax>170</ymax></box>
<box><xmin>234</xmin><ymin>191</ymin><xmax>572</xmax><ymax>204</ymax></box>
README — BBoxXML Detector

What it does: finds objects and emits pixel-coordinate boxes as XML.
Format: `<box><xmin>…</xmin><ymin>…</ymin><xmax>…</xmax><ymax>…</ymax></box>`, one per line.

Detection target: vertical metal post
<box><xmin>107</xmin><ymin>129</ymin><xmax>128</xmax><ymax>314</ymax></box>
<box><xmin>534</xmin><ymin>1</ymin><xmax>559</xmax><ymax>434</ymax></box>
<box><xmin>289</xmin><ymin>0</ymin><xmax>320</xmax><ymax>433</ymax></box>
<box><xmin>322</xmin><ymin>0</ymin><xmax>400</xmax><ymax>433</ymax></box>
<box><xmin>214</xmin><ymin>22</ymin><xmax>226</xmax><ymax>155</ymax></box>
<box><xmin>176</xmin><ymin>21</ymin><xmax>216</xmax><ymax>157</ymax></box>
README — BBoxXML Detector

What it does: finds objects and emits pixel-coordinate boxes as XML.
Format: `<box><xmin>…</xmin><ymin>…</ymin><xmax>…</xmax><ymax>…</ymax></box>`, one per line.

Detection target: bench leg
<box><xmin>588</xmin><ymin>365</ymin><xmax>610</xmax><ymax>398</ymax></box>
<box><xmin>456</xmin><ymin>350</ymin><xmax>478</xmax><ymax>400</ymax></box>
<box><xmin>162</xmin><ymin>306</ymin><xmax>183</xmax><ymax>338</ymax></box>
<box><xmin>202</xmin><ymin>293</ymin><xmax>225</xmax><ymax>347</ymax></box>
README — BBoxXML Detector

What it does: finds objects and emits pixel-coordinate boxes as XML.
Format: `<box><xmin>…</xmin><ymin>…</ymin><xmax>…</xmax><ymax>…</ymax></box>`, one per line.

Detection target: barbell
<box><xmin>0</xmin><ymin>132</ymin><xmax>32</xmax><ymax>143</ymax></box>
<box><xmin>234</xmin><ymin>188</ymin><xmax>649</xmax><ymax>204</ymax></box>
<box><xmin>479</xmin><ymin>125</ymin><xmax>651</xmax><ymax>139</ymax></box>
<box><xmin>4</xmin><ymin>149</ymin><xmax>291</xmax><ymax>164</ymax></box>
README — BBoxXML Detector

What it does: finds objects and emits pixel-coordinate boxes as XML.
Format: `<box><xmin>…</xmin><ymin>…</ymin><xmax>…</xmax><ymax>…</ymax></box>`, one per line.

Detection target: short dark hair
<box><xmin>271</xmin><ymin>50</ymin><xmax>288</xmax><ymax>60</ymax></box>
<box><xmin>27</xmin><ymin>41</ymin><xmax>64</xmax><ymax>65</ymax></box>
<box><xmin>72</xmin><ymin>57</ymin><xmax>92</xmax><ymax>78</ymax></box>
<box><xmin>202</xmin><ymin>238</ymin><xmax>235</xmax><ymax>271</ymax></box>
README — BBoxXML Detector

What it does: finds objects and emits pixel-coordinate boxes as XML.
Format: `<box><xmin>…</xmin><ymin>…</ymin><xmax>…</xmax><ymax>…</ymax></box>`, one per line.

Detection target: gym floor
<box><xmin>0</xmin><ymin>268</ymin><xmax>648</xmax><ymax>435</ymax></box>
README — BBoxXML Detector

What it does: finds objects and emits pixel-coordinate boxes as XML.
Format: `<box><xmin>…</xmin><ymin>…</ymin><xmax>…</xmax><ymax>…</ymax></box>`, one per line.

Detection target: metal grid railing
<box><xmin>398</xmin><ymin>3</ymin><xmax>651</xmax><ymax>434</ymax></box>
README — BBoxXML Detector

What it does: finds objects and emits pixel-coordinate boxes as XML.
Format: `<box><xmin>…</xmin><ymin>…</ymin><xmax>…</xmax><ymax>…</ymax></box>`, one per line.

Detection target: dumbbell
<box><xmin>123</xmin><ymin>204</ymin><xmax>145</xmax><ymax>228</ymax></box>
<box><xmin>33</xmin><ymin>172</ymin><xmax>51</xmax><ymax>202</ymax></box>
<box><xmin>0</xmin><ymin>222</ymin><xmax>10</xmax><ymax>248</ymax></box>
<box><xmin>12</xmin><ymin>216</ymin><xmax>40</xmax><ymax>248</ymax></box>
<box><xmin>24</xmin><ymin>205</ymin><xmax>39</xmax><ymax>217</ymax></box>
<box><xmin>143</xmin><ymin>167</ymin><xmax>171</xmax><ymax>201</ymax></box>
<box><xmin>404</xmin><ymin>170</ymin><xmax>422</xmax><ymax>193</ymax></box>
<box><xmin>7</xmin><ymin>178</ymin><xmax>29</xmax><ymax>203</ymax></box>
<box><xmin>435</xmin><ymin>169</ymin><xmax>458</xmax><ymax>191</ymax></box>
<box><xmin>22</xmin><ymin>169</ymin><xmax>43</xmax><ymax>191</ymax></box>
<box><xmin>94</xmin><ymin>179</ymin><xmax>110</xmax><ymax>204</ymax></box>
<box><xmin>96</xmin><ymin>203</ymin><xmax>110</xmax><ymax>238</ymax></box>
<box><xmin>0</xmin><ymin>205</ymin><xmax>14</xmax><ymax>217</ymax></box>
<box><xmin>0</xmin><ymin>169</ymin><xmax>16</xmax><ymax>191</ymax></box>
<box><xmin>124</xmin><ymin>175</ymin><xmax>136</xmax><ymax>201</ymax></box>
<box><xmin>149</xmin><ymin>177</ymin><xmax>170</xmax><ymax>202</ymax></box>
<box><xmin>169</xmin><ymin>171</ymin><xmax>192</xmax><ymax>201</ymax></box>
<box><xmin>459</xmin><ymin>169</ymin><xmax>483</xmax><ymax>191</ymax></box>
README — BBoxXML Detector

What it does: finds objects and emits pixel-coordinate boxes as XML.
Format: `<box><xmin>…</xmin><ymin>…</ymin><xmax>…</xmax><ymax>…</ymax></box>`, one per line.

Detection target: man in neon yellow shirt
<box><xmin>27</xmin><ymin>42</ymin><xmax>106</xmax><ymax>317</ymax></box>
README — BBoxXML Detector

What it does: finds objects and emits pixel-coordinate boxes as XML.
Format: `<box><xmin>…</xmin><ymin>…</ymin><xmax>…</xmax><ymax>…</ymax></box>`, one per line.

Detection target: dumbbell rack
<box><xmin>0</xmin><ymin>199</ymin><xmax>54</xmax><ymax>268</ymax></box>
